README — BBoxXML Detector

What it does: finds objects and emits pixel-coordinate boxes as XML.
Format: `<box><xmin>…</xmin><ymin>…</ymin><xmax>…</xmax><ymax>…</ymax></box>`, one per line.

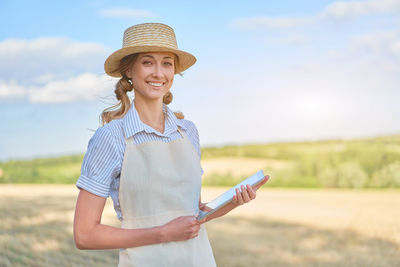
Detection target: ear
<box><xmin>126</xmin><ymin>69</ymin><xmax>132</xmax><ymax>79</ymax></box>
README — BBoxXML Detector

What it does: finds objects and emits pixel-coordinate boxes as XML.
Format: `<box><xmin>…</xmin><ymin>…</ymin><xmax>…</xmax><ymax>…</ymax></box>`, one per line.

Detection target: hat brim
<box><xmin>104</xmin><ymin>45</ymin><xmax>196</xmax><ymax>77</ymax></box>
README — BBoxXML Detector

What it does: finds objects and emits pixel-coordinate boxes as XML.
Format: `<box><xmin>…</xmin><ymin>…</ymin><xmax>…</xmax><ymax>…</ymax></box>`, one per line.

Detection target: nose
<box><xmin>152</xmin><ymin>63</ymin><xmax>163</xmax><ymax>78</ymax></box>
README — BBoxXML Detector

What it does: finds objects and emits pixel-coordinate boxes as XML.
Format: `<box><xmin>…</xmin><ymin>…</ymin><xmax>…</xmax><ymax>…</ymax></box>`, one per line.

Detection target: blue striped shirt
<box><xmin>76</xmin><ymin>103</ymin><xmax>203</xmax><ymax>220</ymax></box>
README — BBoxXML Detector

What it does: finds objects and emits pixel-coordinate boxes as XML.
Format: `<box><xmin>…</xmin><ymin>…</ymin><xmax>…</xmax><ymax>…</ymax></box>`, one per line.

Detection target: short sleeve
<box><xmin>181</xmin><ymin>119</ymin><xmax>204</xmax><ymax>176</ymax></box>
<box><xmin>76</xmin><ymin>127</ymin><xmax>122</xmax><ymax>198</ymax></box>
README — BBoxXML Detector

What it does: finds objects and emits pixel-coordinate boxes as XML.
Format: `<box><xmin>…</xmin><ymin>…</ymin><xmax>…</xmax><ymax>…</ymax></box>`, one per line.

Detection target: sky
<box><xmin>0</xmin><ymin>0</ymin><xmax>399</xmax><ymax>161</ymax></box>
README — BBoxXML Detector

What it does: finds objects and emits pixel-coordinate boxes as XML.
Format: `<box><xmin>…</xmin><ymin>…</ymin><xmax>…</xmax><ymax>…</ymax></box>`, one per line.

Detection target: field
<box><xmin>1</xmin><ymin>185</ymin><xmax>399</xmax><ymax>267</ymax></box>
<box><xmin>2</xmin><ymin>134</ymin><xmax>400</xmax><ymax>188</ymax></box>
<box><xmin>1</xmin><ymin>135</ymin><xmax>400</xmax><ymax>266</ymax></box>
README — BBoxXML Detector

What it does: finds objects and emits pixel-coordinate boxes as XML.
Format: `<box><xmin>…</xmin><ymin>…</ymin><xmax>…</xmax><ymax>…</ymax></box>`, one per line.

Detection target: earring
<box><xmin>163</xmin><ymin>91</ymin><xmax>173</xmax><ymax>104</ymax></box>
<box><xmin>127</xmin><ymin>78</ymin><xmax>133</xmax><ymax>85</ymax></box>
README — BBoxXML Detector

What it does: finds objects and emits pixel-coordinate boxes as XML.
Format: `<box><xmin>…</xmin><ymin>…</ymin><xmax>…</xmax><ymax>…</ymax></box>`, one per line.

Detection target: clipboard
<box><xmin>197</xmin><ymin>170</ymin><xmax>267</xmax><ymax>221</ymax></box>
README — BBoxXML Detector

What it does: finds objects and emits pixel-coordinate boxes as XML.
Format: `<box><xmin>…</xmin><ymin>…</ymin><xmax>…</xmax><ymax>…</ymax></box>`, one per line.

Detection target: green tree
<box><xmin>370</xmin><ymin>162</ymin><xmax>400</xmax><ymax>188</ymax></box>
<box><xmin>318</xmin><ymin>162</ymin><xmax>368</xmax><ymax>188</ymax></box>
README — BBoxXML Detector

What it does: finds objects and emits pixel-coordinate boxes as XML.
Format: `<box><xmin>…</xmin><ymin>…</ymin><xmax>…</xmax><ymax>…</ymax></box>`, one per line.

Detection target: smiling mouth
<box><xmin>147</xmin><ymin>82</ymin><xmax>164</xmax><ymax>87</ymax></box>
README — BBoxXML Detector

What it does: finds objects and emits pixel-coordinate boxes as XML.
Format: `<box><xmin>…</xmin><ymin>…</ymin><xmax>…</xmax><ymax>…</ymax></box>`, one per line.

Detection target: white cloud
<box><xmin>0</xmin><ymin>73</ymin><xmax>117</xmax><ymax>103</ymax></box>
<box><xmin>0</xmin><ymin>37</ymin><xmax>107</xmax><ymax>59</ymax></box>
<box><xmin>33</xmin><ymin>73</ymin><xmax>56</xmax><ymax>84</ymax></box>
<box><xmin>0</xmin><ymin>80</ymin><xmax>26</xmax><ymax>99</ymax></box>
<box><xmin>29</xmin><ymin>73</ymin><xmax>117</xmax><ymax>103</ymax></box>
<box><xmin>320</xmin><ymin>0</ymin><xmax>400</xmax><ymax>19</ymax></box>
<box><xmin>0</xmin><ymin>37</ymin><xmax>109</xmax><ymax>82</ymax></box>
<box><xmin>351</xmin><ymin>31</ymin><xmax>400</xmax><ymax>57</ymax></box>
<box><xmin>232</xmin><ymin>0</ymin><xmax>400</xmax><ymax>31</ymax></box>
<box><xmin>0</xmin><ymin>37</ymin><xmax>116</xmax><ymax>104</ymax></box>
<box><xmin>264</xmin><ymin>34</ymin><xmax>308</xmax><ymax>45</ymax></box>
<box><xmin>100</xmin><ymin>8</ymin><xmax>155</xmax><ymax>18</ymax></box>
<box><xmin>231</xmin><ymin>16</ymin><xmax>311</xmax><ymax>30</ymax></box>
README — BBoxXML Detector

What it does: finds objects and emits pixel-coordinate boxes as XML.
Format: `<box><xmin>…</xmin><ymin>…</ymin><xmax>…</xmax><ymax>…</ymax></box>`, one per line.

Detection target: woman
<box><xmin>73</xmin><ymin>23</ymin><xmax>268</xmax><ymax>266</ymax></box>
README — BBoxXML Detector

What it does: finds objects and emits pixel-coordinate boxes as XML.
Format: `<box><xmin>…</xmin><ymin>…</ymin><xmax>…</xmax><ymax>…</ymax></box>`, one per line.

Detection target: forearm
<box><xmin>201</xmin><ymin>178</ymin><xmax>269</xmax><ymax>223</ymax></box>
<box><xmin>75</xmin><ymin>223</ymin><xmax>165</xmax><ymax>250</ymax></box>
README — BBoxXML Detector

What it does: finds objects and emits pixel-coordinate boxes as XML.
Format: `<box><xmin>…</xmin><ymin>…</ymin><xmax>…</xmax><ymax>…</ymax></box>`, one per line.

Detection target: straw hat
<box><xmin>104</xmin><ymin>23</ymin><xmax>196</xmax><ymax>77</ymax></box>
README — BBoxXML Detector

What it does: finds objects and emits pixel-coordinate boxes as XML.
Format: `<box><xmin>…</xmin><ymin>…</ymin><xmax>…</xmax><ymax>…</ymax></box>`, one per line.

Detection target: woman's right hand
<box><xmin>161</xmin><ymin>216</ymin><xmax>200</xmax><ymax>242</ymax></box>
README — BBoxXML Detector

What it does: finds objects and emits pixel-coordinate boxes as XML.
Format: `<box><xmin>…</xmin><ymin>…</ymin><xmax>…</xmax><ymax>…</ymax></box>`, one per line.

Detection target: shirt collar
<box><xmin>122</xmin><ymin>102</ymin><xmax>186</xmax><ymax>139</ymax></box>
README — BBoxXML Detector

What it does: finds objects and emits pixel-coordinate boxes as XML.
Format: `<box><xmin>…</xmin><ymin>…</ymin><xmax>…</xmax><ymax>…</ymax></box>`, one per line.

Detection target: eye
<box><xmin>164</xmin><ymin>62</ymin><xmax>173</xmax><ymax>66</ymax></box>
<box><xmin>143</xmin><ymin>61</ymin><xmax>152</xmax><ymax>65</ymax></box>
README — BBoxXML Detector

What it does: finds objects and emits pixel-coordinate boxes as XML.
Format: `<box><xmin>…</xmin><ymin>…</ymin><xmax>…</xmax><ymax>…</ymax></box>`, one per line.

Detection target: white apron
<box><xmin>118</xmin><ymin>127</ymin><xmax>216</xmax><ymax>267</ymax></box>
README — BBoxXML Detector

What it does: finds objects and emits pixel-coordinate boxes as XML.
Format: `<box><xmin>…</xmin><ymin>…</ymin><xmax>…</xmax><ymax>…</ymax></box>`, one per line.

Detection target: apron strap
<box><xmin>177</xmin><ymin>126</ymin><xmax>187</xmax><ymax>139</ymax></box>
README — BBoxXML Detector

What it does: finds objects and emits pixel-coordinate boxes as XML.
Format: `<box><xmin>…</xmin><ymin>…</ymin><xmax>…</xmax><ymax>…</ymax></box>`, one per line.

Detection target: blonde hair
<box><xmin>101</xmin><ymin>53</ymin><xmax>184</xmax><ymax>125</ymax></box>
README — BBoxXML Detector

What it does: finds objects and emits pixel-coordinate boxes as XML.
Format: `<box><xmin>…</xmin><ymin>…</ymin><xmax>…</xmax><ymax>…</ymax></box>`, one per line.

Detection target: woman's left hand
<box><xmin>198</xmin><ymin>202</ymin><xmax>210</xmax><ymax>212</ymax></box>
<box><xmin>231</xmin><ymin>175</ymin><xmax>269</xmax><ymax>206</ymax></box>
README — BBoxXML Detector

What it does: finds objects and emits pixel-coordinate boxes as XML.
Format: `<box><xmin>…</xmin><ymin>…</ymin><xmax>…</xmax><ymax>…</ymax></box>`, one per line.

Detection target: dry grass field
<box><xmin>0</xmin><ymin>185</ymin><xmax>399</xmax><ymax>267</ymax></box>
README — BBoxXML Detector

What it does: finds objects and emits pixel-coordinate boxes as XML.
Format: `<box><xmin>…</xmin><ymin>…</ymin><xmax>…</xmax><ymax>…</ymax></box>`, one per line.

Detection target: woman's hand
<box><xmin>161</xmin><ymin>216</ymin><xmax>200</xmax><ymax>242</ymax></box>
<box><xmin>231</xmin><ymin>175</ymin><xmax>269</xmax><ymax>206</ymax></box>
<box><xmin>199</xmin><ymin>202</ymin><xmax>212</xmax><ymax>212</ymax></box>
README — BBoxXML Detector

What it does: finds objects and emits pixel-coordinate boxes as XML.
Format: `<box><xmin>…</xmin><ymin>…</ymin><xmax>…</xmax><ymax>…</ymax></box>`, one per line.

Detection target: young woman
<box><xmin>73</xmin><ymin>23</ymin><xmax>268</xmax><ymax>266</ymax></box>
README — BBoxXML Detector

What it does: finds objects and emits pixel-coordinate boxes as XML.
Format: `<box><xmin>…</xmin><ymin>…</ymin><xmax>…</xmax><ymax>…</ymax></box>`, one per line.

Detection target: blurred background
<box><xmin>1</xmin><ymin>0</ymin><xmax>399</xmax><ymax>266</ymax></box>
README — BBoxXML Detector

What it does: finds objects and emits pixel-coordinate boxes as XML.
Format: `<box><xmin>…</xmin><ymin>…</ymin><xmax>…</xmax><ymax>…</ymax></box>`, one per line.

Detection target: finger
<box><xmin>199</xmin><ymin>202</ymin><xmax>209</xmax><ymax>209</ymax></box>
<box><xmin>193</xmin><ymin>218</ymin><xmax>201</xmax><ymax>225</ymax></box>
<box><xmin>253</xmin><ymin>175</ymin><xmax>269</xmax><ymax>191</ymax></box>
<box><xmin>263</xmin><ymin>175</ymin><xmax>270</xmax><ymax>184</ymax></box>
<box><xmin>191</xmin><ymin>232</ymin><xmax>199</xmax><ymax>239</ymax></box>
<box><xmin>192</xmin><ymin>225</ymin><xmax>200</xmax><ymax>233</ymax></box>
<box><xmin>187</xmin><ymin>227</ymin><xmax>198</xmax><ymax>238</ymax></box>
<box><xmin>198</xmin><ymin>217</ymin><xmax>207</xmax><ymax>224</ymax></box>
<box><xmin>236</xmin><ymin>188</ymin><xmax>244</xmax><ymax>205</ymax></box>
<box><xmin>246</xmin><ymin>184</ymin><xmax>256</xmax><ymax>199</ymax></box>
<box><xmin>231</xmin><ymin>195</ymin><xmax>238</xmax><ymax>204</ymax></box>
<box><xmin>200</xmin><ymin>203</ymin><xmax>212</xmax><ymax>212</ymax></box>
<box><xmin>241</xmin><ymin>185</ymin><xmax>251</xmax><ymax>203</ymax></box>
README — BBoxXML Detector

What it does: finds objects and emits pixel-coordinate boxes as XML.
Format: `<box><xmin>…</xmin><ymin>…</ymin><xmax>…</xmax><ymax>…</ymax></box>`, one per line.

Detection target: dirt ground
<box><xmin>0</xmin><ymin>185</ymin><xmax>399</xmax><ymax>266</ymax></box>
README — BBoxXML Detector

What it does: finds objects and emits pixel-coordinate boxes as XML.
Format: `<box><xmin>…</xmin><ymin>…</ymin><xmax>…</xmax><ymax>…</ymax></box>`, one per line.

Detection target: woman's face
<box><xmin>127</xmin><ymin>52</ymin><xmax>175</xmax><ymax>102</ymax></box>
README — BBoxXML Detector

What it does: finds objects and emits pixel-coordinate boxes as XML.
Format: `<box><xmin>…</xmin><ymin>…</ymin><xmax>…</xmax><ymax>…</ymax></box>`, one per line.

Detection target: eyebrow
<box><xmin>141</xmin><ymin>55</ymin><xmax>174</xmax><ymax>60</ymax></box>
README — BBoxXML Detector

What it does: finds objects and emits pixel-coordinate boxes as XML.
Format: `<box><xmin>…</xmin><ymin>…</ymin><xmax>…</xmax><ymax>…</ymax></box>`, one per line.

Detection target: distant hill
<box><xmin>1</xmin><ymin>134</ymin><xmax>400</xmax><ymax>188</ymax></box>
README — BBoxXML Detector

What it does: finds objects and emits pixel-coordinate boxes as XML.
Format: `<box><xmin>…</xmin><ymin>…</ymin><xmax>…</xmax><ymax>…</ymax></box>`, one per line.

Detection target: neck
<box><xmin>133</xmin><ymin>97</ymin><xmax>165</xmax><ymax>134</ymax></box>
